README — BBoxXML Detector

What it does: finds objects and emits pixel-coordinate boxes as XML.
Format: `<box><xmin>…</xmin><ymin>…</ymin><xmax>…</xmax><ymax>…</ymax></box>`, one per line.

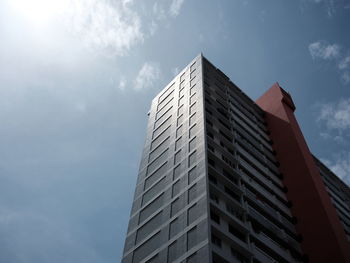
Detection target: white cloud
<box><xmin>321</xmin><ymin>152</ymin><xmax>350</xmax><ymax>184</ymax></box>
<box><xmin>64</xmin><ymin>0</ymin><xmax>144</xmax><ymax>57</ymax></box>
<box><xmin>342</xmin><ymin>71</ymin><xmax>350</xmax><ymax>84</ymax></box>
<box><xmin>338</xmin><ymin>56</ymin><xmax>350</xmax><ymax>70</ymax></box>
<box><xmin>118</xmin><ymin>78</ymin><xmax>127</xmax><ymax>90</ymax></box>
<box><xmin>134</xmin><ymin>62</ymin><xmax>160</xmax><ymax>90</ymax></box>
<box><xmin>309</xmin><ymin>41</ymin><xmax>340</xmax><ymax>60</ymax></box>
<box><xmin>318</xmin><ymin>98</ymin><xmax>350</xmax><ymax>131</ymax></box>
<box><xmin>307</xmin><ymin>0</ymin><xmax>336</xmax><ymax>17</ymax></box>
<box><xmin>169</xmin><ymin>0</ymin><xmax>186</xmax><ymax>17</ymax></box>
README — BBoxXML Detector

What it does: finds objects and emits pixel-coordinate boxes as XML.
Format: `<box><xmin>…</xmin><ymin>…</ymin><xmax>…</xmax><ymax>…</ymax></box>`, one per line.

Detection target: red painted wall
<box><xmin>256</xmin><ymin>83</ymin><xmax>350</xmax><ymax>263</ymax></box>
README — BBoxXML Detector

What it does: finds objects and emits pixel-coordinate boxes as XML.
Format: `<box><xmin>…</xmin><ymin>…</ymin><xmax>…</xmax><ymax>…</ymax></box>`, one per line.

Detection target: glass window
<box><xmin>190</xmin><ymin>93</ymin><xmax>196</xmax><ymax>105</ymax></box>
<box><xmin>187</xmin><ymin>227</ymin><xmax>197</xmax><ymax>250</ymax></box>
<box><xmin>180</xmin><ymin>72</ymin><xmax>186</xmax><ymax>82</ymax></box>
<box><xmin>189</xmin><ymin>151</ymin><xmax>197</xmax><ymax>167</ymax></box>
<box><xmin>145</xmin><ymin>162</ymin><xmax>168</xmax><ymax>190</ymax></box>
<box><xmin>211</xmin><ymin>234</ymin><xmax>221</xmax><ymax>247</ymax></box>
<box><xmin>133</xmin><ymin>232</ymin><xmax>161</xmax><ymax>263</ymax></box>
<box><xmin>177</xmin><ymin>114</ymin><xmax>184</xmax><ymax>126</ymax></box>
<box><xmin>176</xmin><ymin>125</ymin><xmax>183</xmax><ymax>138</ymax></box>
<box><xmin>174</xmin><ymin>150</ymin><xmax>182</xmax><ymax>164</ymax></box>
<box><xmin>151</xmin><ymin>125</ymin><xmax>171</xmax><ymax>150</ymax></box>
<box><xmin>142</xmin><ymin>177</ymin><xmax>165</xmax><ymax>205</ymax></box>
<box><xmin>187</xmin><ymin>253</ymin><xmax>197</xmax><ymax>263</ymax></box>
<box><xmin>179</xmin><ymin>88</ymin><xmax>185</xmax><ymax>98</ymax></box>
<box><xmin>172</xmin><ymin>180</ymin><xmax>180</xmax><ymax>197</ymax></box>
<box><xmin>190</xmin><ymin>86</ymin><xmax>195</xmax><ymax>95</ymax></box>
<box><xmin>149</xmin><ymin>137</ymin><xmax>170</xmax><ymax>163</ymax></box>
<box><xmin>147</xmin><ymin>149</ymin><xmax>169</xmax><ymax>175</ymax></box>
<box><xmin>173</xmin><ymin>163</ymin><xmax>182</xmax><ymax>180</ymax></box>
<box><xmin>139</xmin><ymin>194</ymin><xmax>164</xmax><ymax>223</ymax></box>
<box><xmin>175</xmin><ymin>137</ymin><xmax>182</xmax><ymax>151</ymax></box>
<box><xmin>153</xmin><ymin>116</ymin><xmax>172</xmax><ymax>139</ymax></box>
<box><xmin>189</xmin><ymin>113</ymin><xmax>196</xmax><ymax>126</ymax></box>
<box><xmin>189</xmin><ymin>102</ymin><xmax>196</xmax><ymax>115</ymax></box>
<box><xmin>178</xmin><ymin>96</ymin><xmax>184</xmax><ymax>106</ymax></box>
<box><xmin>187</xmin><ymin>204</ymin><xmax>197</xmax><ymax>225</ymax></box>
<box><xmin>188</xmin><ymin>167</ymin><xmax>197</xmax><ymax>184</ymax></box>
<box><xmin>171</xmin><ymin>198</ymin><xmax>180</xmax><ymax>217</ymax></box>
<box><xmin>169</xmin><ymin>218</ymin><xmax>180</xmax><ymax>239</ymax></box>
<box><xmin>136</xmin><ymin>212</ymin><xmax>162</xmax><ymax>244</ymax></box>
<box><xmin>189</xmin><ymin>137</ymin><xmax>196</xmax><ymax>152</ymax></box>
<box><xmin>210</xmin><ymin>210</ymin><xmax>220</xmax><ymax>224</ymax></box>
<box><xmin>168</xmin><ymin>241</ymin><xmax>178</xmax><ymax>263</ymax></box>
<box><xmin>189</xmin><ymin>124</ymin><xmax>197</xmax><ymax>138</ymax></box>
<box><xmin>188</xmin><ymin>184</ymin><xmax>197</xmax><ymax>204</ymax></box>
<box><xmin>178</xmin><ymin>104</ymin><xmax>184</xmax><ymax>116</ymax></box>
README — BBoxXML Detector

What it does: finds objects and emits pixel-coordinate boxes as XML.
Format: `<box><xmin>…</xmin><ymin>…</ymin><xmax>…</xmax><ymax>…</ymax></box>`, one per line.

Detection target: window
<box><xmin>142</xmin><ymin>177</ymin><xmax>165</xmax><ymax>205</ymax></box>
<box><xmin>147</xmin><ymin>149</ymin><xmax>169</xmax><ymax>175</ymax></box>
<box><xmin>178</xmin><ymin>104</ymin><xmax>184</xmax><ymax>116</ymax></box>
<box><xmin>171</xmin><ymin>198</ymin><xmax>180</xmax><ymax>217</ymax></box>
<box><xmin>136</xmin><ymin>212</ymin><xmax>162</xmax><ymax>244</ymax></box>
<box><xmin>149</xmin><ymin>137</ymin><xmax>170</xmax><ymax>163</ymax></box>
<box><xmin>190</xmin><ymin>71</ymin><xmax>196</xmax><ymax>80</ymax></box>
<box><xmin>176</xmin><ymin>125</ymin><xmax>183</xmax><ymax>138</ymax></box>
<box><xmin>174</xmin><ymin>150</ymin><xmax>182</xmax><ymax>164</ymax></box>
<box><xmin>180</xmin><ymin>72</ymin><xmax>186</xmax><ymax>82</ymax></box>
<box><xmin>179</xmin><ymin>88</ymin><xmax>185</xmax><ymax>98</ymax></box>
<box><xmin>211</xmin><ymin>234</ymin><xmax>221</xmax><ymax>247</ymax></box>
<box><xmin>190</xmin><ymin>62</ymin><xmax>196</xmax><ymax>72</ymax></box>
<box><xmin>168</xmin><ymin>241</ymin><xmax>178</xmax><ymax>263</ymax></box>
<box><xmin>172</xmin><ymin>180</ymin><xmax>180</xmax><ymax>197</ymax></box>
<box><xmin>153</xmin><ymin>116</ymin><xmax>172</xmax><ymax>139</ymax></box>
<box><xmin>179</xmin><ymin>96</ymin><xmax>185</xmax><ymax>106</ymax></box>
<box><xmin>187</xmin><ymin>253</ymin><xmax>197</xmax><ymax>263</ymax></box>
<box><xmin>151</xmin><ymin>125</ymin><xmax>171</xmax><ymax>150</ymax></box>
<box><xmin>190</xmin><ymin>76</ymin><xmax>196</xmax><ymax>87</ymax></box>
<box><xmin>189</xmin><ymin>113</ymin><xmax>196</xmax><ymax>126</ymax></box>
<box><xmin>145</xmin><ymin>162</ymin><xmax>168</xmax><ymax>190</ymax></box>
<box><xmin>169</xmin><ymin>218</ymin><xmax>180</xmax><ymax>239</ymax></box>
<box><xmin>228</xmin><ymin>224</ymin><xmax>246</xmax><ymax>242</ymax></box>
<box><xmin>189</xmin><ymin>102</ymin><xmax>196</xmax><ymax>115</ymax></box>
<box><xmin>159</xmin><ymin>83</ymin><xmax>174</xmax><ymax>102</ymax></box>
<box><xmin>154</xmin><ymin>108</ymin><xmax>172</xmax><ymax>130</ymax></box>
<box><xmin>187</xmin><ymin>227</ymin><xmax>197</xmax><ymax>250</ymax></box>
<box><xmin>210</xmin><ymin>210</ymin><xmax>220</xmax><ymax>224</ymax></box>
<box><xmin>175</xmin><ymin>137</ymin><xmax>182</xmax><ymax>151</ymax></box>
<box><xmin>133</xmin><ymin>232</ymin><xmax>161</xmax><ymax>263</ymax></box>
<box><xmin>210</xmin><ymin>191</ymin><xmax>219</xmax><ymax>204</ymax></box>
<box><xmin>187</xmin><ymin>204</ymin><xmax>197</xmax><ymax>225</ymax></box>
<box><xmin>189</xmin><ymin>124</ymin><xmax>197</xmax><ymax>139</ymax></box>
<box><xmin>173</xmin><ymin>164</ymin><xmax>182</xmax><ymax>180</ymax></box>
<box><xmin>188</xmin><ymin>167</ymin><xmax>197</xmax><ymax>184</ymax></box>
<box><xmin>188</xmin><ymin>184</ymin><xmax>197</xmax><ymax>204</ymax></box>
<box><xmin>177</xmin><ymin>114</ymin><xmax>184</xmax><ymax>126</ymax></box>
<box><xmin>190</xmin><ymin>86</ymin><xmax>195</xmax><ymax>95</ymax></box>
<box><xmin>139</xmin><ymin>194</ymin><xmax>164</xmax><ymax>223</ymax></box>
<box><xmin>189</xmin><ymin>137</ymin><xmax>196</xmax><ymax>152</ymax></box>
<box><xmin>190</xmin><ymin>93</ymin><xmax>196</xmax><ymax>105</ymax></box>
<box><xmin>189</xmin><ymin>151</ymin><xmax>197</xmax><ymax>167</ymax></box>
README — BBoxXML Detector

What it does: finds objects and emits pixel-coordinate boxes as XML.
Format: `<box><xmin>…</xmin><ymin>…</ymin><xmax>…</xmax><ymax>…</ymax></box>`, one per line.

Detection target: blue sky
<box><xmin>0</xmin><ymin>0</ymin><xmax>349</xmax><ymax>262</ymax></box>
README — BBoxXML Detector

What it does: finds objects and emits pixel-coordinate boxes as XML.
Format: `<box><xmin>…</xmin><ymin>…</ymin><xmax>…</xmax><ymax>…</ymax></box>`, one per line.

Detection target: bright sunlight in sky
<box><xmin>9</xmin><ymin>0</ymin><xmax>70</xmax><ymax>24</ymax></box>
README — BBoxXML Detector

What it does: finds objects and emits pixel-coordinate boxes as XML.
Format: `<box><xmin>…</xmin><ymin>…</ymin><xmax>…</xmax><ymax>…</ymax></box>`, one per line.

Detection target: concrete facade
<box><xmin>121</xmin><ymin>54</ymin><xmax>350</xmax><ymax>263</ymax></box>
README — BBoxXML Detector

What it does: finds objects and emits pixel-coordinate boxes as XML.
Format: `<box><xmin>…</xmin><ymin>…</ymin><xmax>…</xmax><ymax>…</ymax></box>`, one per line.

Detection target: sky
<box><xmin>0</xmin><ymin>0</ymin><xmax>349</xmax><ymax>262</ymax></box>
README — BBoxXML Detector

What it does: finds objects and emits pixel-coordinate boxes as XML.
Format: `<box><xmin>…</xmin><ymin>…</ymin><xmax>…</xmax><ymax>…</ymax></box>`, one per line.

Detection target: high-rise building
<box><xmin>121</xmin><ymin>54</ymin><xmax>350</xmax><ymax>263</ymax></box>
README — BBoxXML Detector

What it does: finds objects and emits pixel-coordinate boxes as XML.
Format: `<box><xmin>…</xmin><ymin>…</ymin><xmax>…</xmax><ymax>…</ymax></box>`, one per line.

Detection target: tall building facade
<box><xmin>122</xmin><ymin>54</ymin><xmax>350</xmax><ymax>263</ymax></box>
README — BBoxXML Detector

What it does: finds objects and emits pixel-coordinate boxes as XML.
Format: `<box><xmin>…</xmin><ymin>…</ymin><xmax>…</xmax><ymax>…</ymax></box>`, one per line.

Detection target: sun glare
<box><xmin>10</xmin><ymin>0</ymin><xmax>70</xmax><ymax>24</ymax></box>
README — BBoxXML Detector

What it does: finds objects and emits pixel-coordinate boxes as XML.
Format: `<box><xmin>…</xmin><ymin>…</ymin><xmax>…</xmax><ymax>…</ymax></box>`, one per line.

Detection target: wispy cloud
<box><xmin>134</xmin><ymin>62</ymin><xmax>161</xmax><ymax>90</ymax></box>
<box><xmin>169</xmin><ymin>0</ymin><xmax>186</xmax><ymax>17</ymax></box>
<box><xmin>321</xmin><ymin>152</ymin><xmax>350</xmax><ymax>185</ymax></box>
<box><xmin>309</xmin><ymin>41</ymin><xmax>340</xmax><ymax>60</ymax></box>
<box><xmin>309</xmin><ymin>41</ymin><xmax>350</xmax><ymax>84</ymax></box>
<box><xmin>316</xmin><ymin>98</ymin><xmax>350</xmax><ymax>143</ymax></box>
<box><xmin>307</xmin><ymin>0</ymin><xmax>336</xmax><ymax>17</ymax></box>
<box><xmin>64</xmin><ymin>0</ymin><xmax>143</xmax><ymax>57</ymax></box>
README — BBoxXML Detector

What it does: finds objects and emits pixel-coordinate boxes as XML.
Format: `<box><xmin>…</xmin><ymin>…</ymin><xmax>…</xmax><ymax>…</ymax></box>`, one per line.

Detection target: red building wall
<box><xmin>256</xmin><ymin>83</ymin><xmax>350</xmax><ymax>263</ymax></box>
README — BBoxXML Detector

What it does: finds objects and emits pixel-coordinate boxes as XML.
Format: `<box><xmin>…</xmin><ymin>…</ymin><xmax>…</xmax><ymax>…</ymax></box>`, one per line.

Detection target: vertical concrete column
<box><xmin>256</xmin><ymin>83</ymin><xmax>350</xmax><ymax>263</ymax></box>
